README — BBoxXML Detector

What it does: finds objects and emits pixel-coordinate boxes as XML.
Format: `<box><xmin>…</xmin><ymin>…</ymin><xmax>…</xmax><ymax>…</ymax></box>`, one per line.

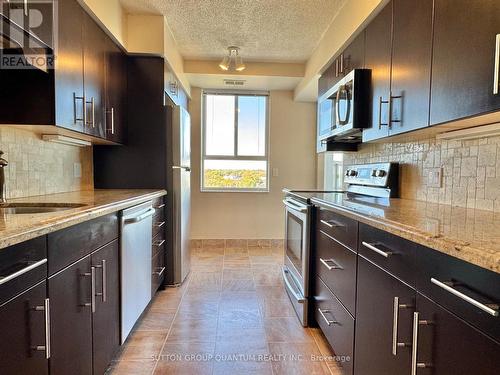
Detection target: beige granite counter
<box><xmin>0</xmin><ymin>189</ymin><xmax>167</xmax><ymax>249</ymax></box>
<box><xmin>308</xmin><ymin>193</ymin><xmax>500</xmax><ymax>274</ymax></box>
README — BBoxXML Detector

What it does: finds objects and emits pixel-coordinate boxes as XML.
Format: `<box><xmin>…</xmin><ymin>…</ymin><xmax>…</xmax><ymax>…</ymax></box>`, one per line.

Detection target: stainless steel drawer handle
<box><xmin>392</xmin><ymin>296</ymin><xmax>412</xmax><ymax>356</ymax></box>
<box><xmin>154</xmin><ymin>267</ymin><xmax>166</xmax><ymax>277</ymax></box>
<box><xmin>362</xmin><ymin>242</ymin><xmax>393</xmax><ymax>258</ymax></box>
<box><xmin>0</xmin><ymin>258</ymin><xmax>47</xmax><ymax>286</ymax></box>
<box><xmin>153</xmin><ymin>239</ymin><xmax>166</xmax><ymax>247</ymax></box>
<box><xmin>318</xmin><ymin>308</ymin><xmax>338</xmax><ymax>326</ymax></box>
<box><xmin>411</xmin><ymin>312</ymin><xmax>433</xmax><ymax>375</ymax></box>
<box><xmin>320</xmin><ymin>219</ymin><xmax>344</xmax><ymax>228</ymax></box>
<box><xmin>34</xmin><ymin>298</ymin><xmax>51</xmax><ymax>359</ymax></box>
<box><xmin>320</xmin><ymin>257</ymin><xmax>343</xmax><ymax>271</ymax></box>
<box><xmin>154</xmin><ymin>221</ymin><xmax>166</xmax><ymax>228</ymax></box>
<box><xmin>94</xmin><ymin>260</ymin><xmax>107</xmax><ymax>302</ymax></box>
<box><xmin>154</xmin><ymin>203</ymin><xmax>165</xmax><ymax>209</ymax></box>
<box><xmin>430</xmin><ymin>278</ymin><xmax>499</xmax><ymax>317</ymax></box>
<box><xmin>124</xmin><ymin>207</ymin><xmax>156</xmax><ymax>223</ymax></box>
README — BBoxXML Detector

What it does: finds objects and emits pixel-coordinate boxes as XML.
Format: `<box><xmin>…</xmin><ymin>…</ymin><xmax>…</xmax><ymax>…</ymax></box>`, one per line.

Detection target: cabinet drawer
<box><xmin>317</xmin><ymin>207</ymin><xmax>358</xmax><ymax>251</ymax></box>
<box><xmin>0</xmin><ymin>237</ymin><xmax>47</xmax><ymax>305</ymax></box>
<box><xmin>48</xmin><ymin>213</ymin><xmax>118</xmax><ymax>276</ymax></box>
<box><xmin>416</xmin><ymin>245</ymin><xmax>500</xmax><ymax>342</ymax></box>
<box><xmin>358</xmin><ymin>223</ymin><xmax>416</xmax><ymax>287</ymax></box>
<box><xmin>314</xmin><ymin>276</ymin><xmax>354</xmax><ymax>375</ymax></box>
<box><xmin>315</xmin><ymin>230</ymin><xmax>357</xmax><ymax>315</ymax></box>
<box><xmin>152</xmin><ymin>234</ymin><xmax>165</xmax><ymax>258</ymax></box>
<box><xmin>151</xmin><ymin>251</ymin><xmax>165</xmax><ymax>296</ymax></box>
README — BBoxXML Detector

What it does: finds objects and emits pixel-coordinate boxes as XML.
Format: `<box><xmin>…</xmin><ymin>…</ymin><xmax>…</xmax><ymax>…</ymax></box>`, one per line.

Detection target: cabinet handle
<box><xmin>378</xmin><ymin>97</ymin><xmax>390</xmax><ymax>129</ymax></box>
<box><xmin>73</xmin><ymin>93</ymin><xmax>85</xmax><ymax>124</ymax></box>
<box><xmin>320</xmin><ymin>257</ymin><xmax>343</xmax><ymax>271</ymax></box>
<box><xmin>94</xmin><ymin>260</ymin><xmax>107</xmax><ymax>302</ymax></box>
<box><xmin>34</xmin><ymin>298</ymin><xmax>51</xmax><ymax>359</ymax></box>
<box><xmin>392</xmin><ymin>297</ymin><xmax>412</xmax><ymax>356</ymax></box>
<box><xmin>155</xmin><ymin>203</ymin><xmax>165</xmax><ymax>209</ymax></box>
<box><xmin>430</xmin><ymin>278</ymin><xmax>499</xmax><ymax>317</ymax></box>
<box><xmin>153</xmin><ymin>239</ymin><xmax>166</xmax><ymax>247</ymax></box>
<box><xmin>335</xmin><ymin>58</ymin><xmax>339</xmax><ymax>77</ymax></box>
<box><xmin>154</xmin><ymin>267</ymin><xmax>166</xmax><ymax>277</ymax></box>
<box><xmin>82</xmin><ymin>268</ymin><xmax>96</xmax><ymax>312</ymax></box>
<box><xmin>411</xmin><ymin>312</ymin><xmax>433</xmax><ymax>375</ymax></box>
<box><xmin>24</xmin><ymin>0</ymin><xmax>28</xmax><ymax>16</ymax></box>
<box><xmin>339</xmin><ymin>53</ymin><xmax>344</xmax><ymax>74</ymax></box>
<box><xmin>318</xmin><ymin>308</ymin><xmax>338</xmax><ymax>326</ymax></box>
<box><xmin>362</xmin><ymin>241</ymin><xmax>393</xmax><ymax>258</ymax></box>
<box><xmin>154</xmin><ymin>221</ymin><xmax>166</xmax><ymax>228</ymax></box>
<box><xmin>494</xmin><ymin>34</ymin><xmax>500</xmax><ymax>95</ymax></box>
<box><xmin>91</xmin><ymin>97</ymin><xmax>95</xmax><ymax>128</ymax></box>
<box><xmin>106</xmin><ymin>107</ymin><xmax>115</xmax><ymax>134</ymax></box>
<box><xmin>0</xmin><ymin>258</ymin><xmax>47</xmax><ymax>286</ymax></box>
<box><xmin>320</xmin><ymin>219</ymin><xmax>344</xmax><ymax>228</ymax></box>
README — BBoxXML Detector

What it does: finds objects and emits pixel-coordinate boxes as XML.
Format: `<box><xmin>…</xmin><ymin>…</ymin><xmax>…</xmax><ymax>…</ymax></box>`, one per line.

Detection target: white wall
<box><xmin>189</xmin><ymin>88</ymin><xmax>317</xmax><ymax>239</ymax></box>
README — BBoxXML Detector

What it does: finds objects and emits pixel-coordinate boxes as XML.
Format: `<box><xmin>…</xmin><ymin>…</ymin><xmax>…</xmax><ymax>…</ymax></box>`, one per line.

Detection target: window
<box><xmin>201</xmin><ymin>91</ymin><xmax>269</xmax><ymax>192</ymax></box>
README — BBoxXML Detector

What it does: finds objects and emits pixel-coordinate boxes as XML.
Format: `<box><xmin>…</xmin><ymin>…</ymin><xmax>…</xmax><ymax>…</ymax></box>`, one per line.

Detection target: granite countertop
<box><xmin>0</xmin><ymin>189</ymin><xmax>167</xmax><ymax>250</ymax></box>
<box><xmin>303</xmin><ymin>192</ymin><xmax>500</xmax><ymax>274</ymax></box>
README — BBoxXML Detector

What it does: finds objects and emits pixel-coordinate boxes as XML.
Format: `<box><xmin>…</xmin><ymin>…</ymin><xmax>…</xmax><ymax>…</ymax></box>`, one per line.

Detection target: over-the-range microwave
<box><xmin>317</xmin><ymin>69</ymin><xmax>371</xmax><ymax>145</ymax></box>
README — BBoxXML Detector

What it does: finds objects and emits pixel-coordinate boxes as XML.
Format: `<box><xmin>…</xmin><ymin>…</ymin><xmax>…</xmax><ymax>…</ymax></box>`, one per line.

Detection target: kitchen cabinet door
<box><xmin>54</xmin><ymin>0</ymin><xmax>85</xmax><ymax>132</ymax></box>
<box><xmin>430</xmin><ymin>0</ymin><xmax>500</xmax><ymax>125</ymax></box>
<box><xmin>48</xmin><ymin>255</ymin><xmax>93</xmax><ymax>375</ymax></box>
<box><xmin>104</xmin><ymin>37</ymin><xmax>127</xmax><ymax>143</ymax></box>
<box><xmin>389</xmin><ymin>0</ymin><xmax>433</xmax><ymax>136</ymax></box>
<box><xmin>91</xmin><ymin>240</ymin><xmax>120</xmax><ymax>375</ymax></box>
<box><xmin>341</xmin><ymin>31</ymin><xmax>365</xmax><ymax>74</ymax></box>
<box><xmin>318</xmin><ymin>63</ymin><xmax>336</xmax><ymax>98</ymax></box>
<box><xmin>0</xmin><ymin>281</ymin><xmax>49</xmax><ymax>375</ymax></box>
<box><xmin>414</xmin><ymin>293</ymin><xmax>500</xmax><ymax>375</ymax></box>
<box><xmin>83</xmin><ymin>13</ymin><xmax>106</xmax><ymax>138</ymax></box>
<box><xmin>362</xmin><ymin>1</ymin><xmax>393</xmax><ymax>142</ymax></box>
<box><xmin>354</xmin><ymin>256</ymin><xmax>415</xmax><ymax>375</ymax></box>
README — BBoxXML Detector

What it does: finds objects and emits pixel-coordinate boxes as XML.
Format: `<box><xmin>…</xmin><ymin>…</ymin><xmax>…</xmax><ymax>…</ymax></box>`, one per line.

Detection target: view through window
<box><xmin>202</xmin><ymin>91</ymin><xmax>269</xmax><ymax>191</ymax></box>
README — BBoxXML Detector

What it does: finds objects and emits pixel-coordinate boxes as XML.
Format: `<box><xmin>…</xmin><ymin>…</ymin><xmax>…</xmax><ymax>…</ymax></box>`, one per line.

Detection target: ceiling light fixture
<box><xmin>219</xmin><ymin>46</ymin><xmax>246</xmax><ymax>72</ymax></box>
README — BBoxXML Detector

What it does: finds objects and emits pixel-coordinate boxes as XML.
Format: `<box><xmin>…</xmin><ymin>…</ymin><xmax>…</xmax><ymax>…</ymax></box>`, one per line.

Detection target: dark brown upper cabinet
<box><xmin>0</xmin><ymin>0</ymin><xmax>126</xmax><ymax>144</ymax></box>
<box><xmin>430</xmin><ymin>0</ymin><xmax>500</xmax><ymax>125</ymax></box>
<box><xmin>389</xmin><ymin>0</ymin><xmax>433</xmax><ymax>136</ymax></box>
<box><xmin>104</xmin><ymin>37</ymin><xmax>127</xmax><ymax>144</ymax></box>
<box><xmin>362</xmin><ymin>1</ymin><xmax>393</xmax><ymax>142</ymax></box>
<box><xmin>83</xmin><ymin>15</ymin><xmax>106</xmax><ymax>138</ymax></box>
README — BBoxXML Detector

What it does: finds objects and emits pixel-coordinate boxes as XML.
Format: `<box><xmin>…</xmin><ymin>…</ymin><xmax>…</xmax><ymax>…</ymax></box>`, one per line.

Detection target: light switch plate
<box><xmin>428</xmin><ymin>168</ymin><xmax>443</xmax><ymax>188</ymax></box>
<box><xmin>272</xmin><ymin>168</ymin><xmax>279</xmax><ymax>177</ymax></box>
<box><xmin>73</xmin><ymin>162</ymin><xmax>82</xmax><ymax>178</ymax></box>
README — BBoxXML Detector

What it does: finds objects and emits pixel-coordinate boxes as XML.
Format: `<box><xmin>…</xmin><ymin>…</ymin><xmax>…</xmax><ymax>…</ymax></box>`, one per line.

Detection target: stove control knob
<box><xmin>371</xmin><ymin>169</ymin><xmax>377</xmax><ymax>177</ymax></box>
<box><xmin>346</xmin><ymin>169</ymin><xmax>357</xmax><ymax>177</ymax></box>
<box><xmin>374</xmin><ymin>169</ymin><xmax>386</xmax><ymax>177</ymax></box>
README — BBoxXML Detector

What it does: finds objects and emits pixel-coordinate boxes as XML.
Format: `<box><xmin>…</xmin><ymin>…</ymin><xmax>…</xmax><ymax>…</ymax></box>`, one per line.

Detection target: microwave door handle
<box><xmin>337</xmin><ymin>85</ymin><xmax>351</xmax><ymax>125</ymax></box>
<box><xmin>335</xmin><ymin>88</ymin><xmax>341</xmax><ymax>126</ymax></box>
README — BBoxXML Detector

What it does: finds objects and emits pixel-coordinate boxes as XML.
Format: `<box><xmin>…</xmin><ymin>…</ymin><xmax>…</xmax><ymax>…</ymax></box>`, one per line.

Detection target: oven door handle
<box><xmin>282</xmin><ymin>268</ymin><xmax>306</xmax><ymax>303</ymax></box>
<box><xmin>283</xmin><ymin>199</ymin><xmax>308</xmax><ymax>213</ymax></box>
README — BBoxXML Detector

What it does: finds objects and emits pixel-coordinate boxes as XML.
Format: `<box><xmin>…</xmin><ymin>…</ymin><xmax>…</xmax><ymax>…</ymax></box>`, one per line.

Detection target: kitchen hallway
<box><xmin>108</xmin><ymin>240</ymin><xmax>342</xmax><ymax>375</ymax></box>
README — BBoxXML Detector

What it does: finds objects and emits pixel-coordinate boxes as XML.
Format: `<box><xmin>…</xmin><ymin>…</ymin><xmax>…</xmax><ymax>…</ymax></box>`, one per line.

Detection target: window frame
<box><xmin>201</xmin><ymin>89</ymin><xmax>270</xmax><ymax>193</ymax></box>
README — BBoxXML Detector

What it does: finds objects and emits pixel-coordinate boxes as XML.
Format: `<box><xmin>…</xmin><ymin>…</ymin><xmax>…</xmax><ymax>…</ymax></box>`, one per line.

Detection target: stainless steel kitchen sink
<box><xmin>0</xmin><ymin>203</ymin><xmax>86</xmax><ymax>214</ymax></box>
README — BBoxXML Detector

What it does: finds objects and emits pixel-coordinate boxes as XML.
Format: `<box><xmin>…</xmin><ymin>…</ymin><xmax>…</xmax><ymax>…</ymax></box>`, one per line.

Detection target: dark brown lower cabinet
<box><xmin>91</xmin><ymin>240</ymin><xmax>120</xmax><ymax>375</ymax></box>
<box><xmin>354</xmin><ymin>256</ymin><xmax>415</xmax><ymax>375</ymax></box>
<box><xmin>0</xmin><ymin>281</ymin><xmax>49</xmax><ymax>375</ymax></box>
<box><xmin>48</xmin><ymin>255</ymin><xmax>93</xmax><ymax>375</ymax></box>
<box><xmin>414</xmin><ymin>293</ymin><xmax>500</xmax><ymax>375</ymax></box>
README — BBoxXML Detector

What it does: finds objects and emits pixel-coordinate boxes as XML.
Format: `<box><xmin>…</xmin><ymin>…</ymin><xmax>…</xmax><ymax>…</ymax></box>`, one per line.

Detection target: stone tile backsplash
<box><xmin>0</xmin><ymin>127</ymin><xmax>93</xmax><ymax>199</ymax></box>
<box><xmin>342</xmin><ymin>135</ymin><xmax>500</xmax><ymax>211</ymax></box>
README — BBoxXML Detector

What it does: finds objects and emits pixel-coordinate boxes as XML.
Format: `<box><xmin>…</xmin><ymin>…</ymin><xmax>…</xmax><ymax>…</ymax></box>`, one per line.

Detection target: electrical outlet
<box><xmin>428</xmin><ymin>168</ymin><xmax>443</xmax><ymax>188</ymax></box>
<box><xmin>73</xmin><ymin>162</ymin><xmax>82</xmax><ymax>178</ymax></box>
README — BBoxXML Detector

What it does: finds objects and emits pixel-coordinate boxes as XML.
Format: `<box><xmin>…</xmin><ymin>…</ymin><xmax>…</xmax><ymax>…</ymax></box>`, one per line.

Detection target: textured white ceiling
<box><xmin>120</xmin><ymin>0</ymin><xmax>346</xmax><ymax>62</ymax></box>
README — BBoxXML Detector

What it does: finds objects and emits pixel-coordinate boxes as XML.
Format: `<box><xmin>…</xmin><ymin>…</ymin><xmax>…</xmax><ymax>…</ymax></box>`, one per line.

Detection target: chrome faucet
<box><xmin>0</xmin><ymin>151</ymin><xmax>8</xmax><ymax>204</ymax></box>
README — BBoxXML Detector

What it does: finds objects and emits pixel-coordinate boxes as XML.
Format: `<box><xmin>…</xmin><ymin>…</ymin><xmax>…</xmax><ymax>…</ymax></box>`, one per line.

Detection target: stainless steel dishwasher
<box><xmin>120</xmin><ymin>201</ymin><xmax>155</xmax><ymax>343</ymax></box>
